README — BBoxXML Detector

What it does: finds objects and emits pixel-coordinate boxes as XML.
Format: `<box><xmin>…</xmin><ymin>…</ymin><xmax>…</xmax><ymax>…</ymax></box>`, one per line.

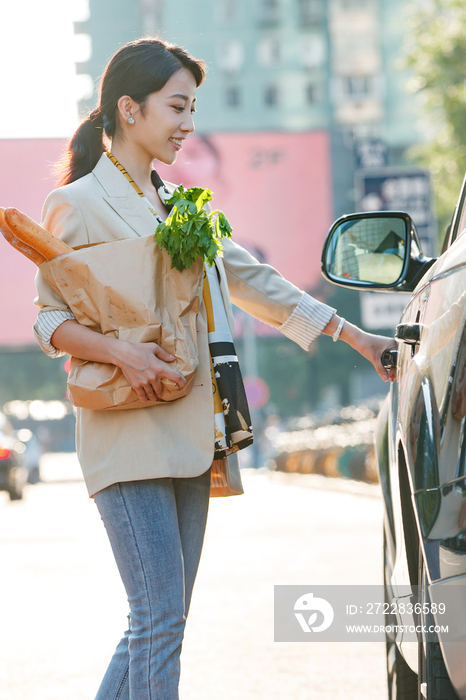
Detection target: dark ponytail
<box><xmin>58</xmin><ymin>109</ymin><xmax>105</xmax><ymax>186</ymax></box>
<box><xmin>58</xmin><ymin>38</ymin><xmax>206</xmax><ymax>186</ymax></box>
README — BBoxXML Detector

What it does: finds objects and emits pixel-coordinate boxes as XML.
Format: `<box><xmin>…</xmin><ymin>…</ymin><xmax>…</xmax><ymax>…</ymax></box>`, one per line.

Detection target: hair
<box><xmin>58</xmin><ymin>38</ymin><xmax>206</xmax><ymax>185</ymax></box>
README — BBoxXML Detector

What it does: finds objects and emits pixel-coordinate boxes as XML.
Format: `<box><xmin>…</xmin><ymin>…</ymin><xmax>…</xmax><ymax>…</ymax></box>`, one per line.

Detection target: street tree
<box><xmin>404</xmin><ymin>0</ymin><xmax>466</xmax><ymax>235</ymax></box>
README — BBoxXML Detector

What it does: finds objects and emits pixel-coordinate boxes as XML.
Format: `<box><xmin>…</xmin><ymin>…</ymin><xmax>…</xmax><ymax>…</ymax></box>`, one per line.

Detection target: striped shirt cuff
<box><xmin>34</xmin><ymin>309</ymin><xmax>76</xmax><ymax>358</ymax></box>
<box><xmin>279</xmin><ymin>292</ymin><xmax>335</xmax><ymax>351</ymax></box>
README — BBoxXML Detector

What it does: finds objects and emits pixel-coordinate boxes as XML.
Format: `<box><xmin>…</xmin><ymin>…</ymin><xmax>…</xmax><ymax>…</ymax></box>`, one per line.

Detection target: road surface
<box><xmin>0</xmin><ymin>454</ymin><xmax>387</xmax><ymax>700</ymax></box>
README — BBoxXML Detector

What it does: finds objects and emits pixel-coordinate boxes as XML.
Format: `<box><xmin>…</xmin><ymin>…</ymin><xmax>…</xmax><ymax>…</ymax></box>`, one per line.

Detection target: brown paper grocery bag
<box><xmin>39</xmin><ymin>235</ymin><xmax>204</xmax><ymax>410</ymax></box>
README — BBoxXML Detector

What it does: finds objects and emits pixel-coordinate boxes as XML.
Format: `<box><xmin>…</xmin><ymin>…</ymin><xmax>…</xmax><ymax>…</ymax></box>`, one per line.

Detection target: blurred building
<box><xmin>75</xmin><ymin>0</ymin><xmax>422</xmax><ymax>219</ymax></box>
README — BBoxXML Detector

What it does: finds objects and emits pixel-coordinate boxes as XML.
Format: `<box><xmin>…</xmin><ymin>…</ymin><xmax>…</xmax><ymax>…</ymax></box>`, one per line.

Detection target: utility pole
<box><xmin>242</xmin><ymin>310</ymin><xmax>258</xmax><ymax>378</ymax></box>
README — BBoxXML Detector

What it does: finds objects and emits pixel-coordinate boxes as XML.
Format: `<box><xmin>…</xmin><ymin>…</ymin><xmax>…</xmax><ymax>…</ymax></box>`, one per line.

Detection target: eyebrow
<box><xmin>168</xmin><ymin>93</ymin><xmax>197</xmax><ymax>102</ymax></box>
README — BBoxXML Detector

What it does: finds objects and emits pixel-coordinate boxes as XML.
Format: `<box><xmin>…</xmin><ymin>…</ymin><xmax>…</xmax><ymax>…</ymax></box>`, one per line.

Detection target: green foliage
<box><xmin>155</xmin><ymin>185</ymin><xmax>233</xmax><ymax>271</ymax></box>
<box><xmin>404</xmin><ymin>0</ymin><xmax>466</xmax><ymax>230</ymax></box>
<box><xmin>0</xmin><ymin>349</ymin><xmax>68</xmax><ymax>403</ymax></box>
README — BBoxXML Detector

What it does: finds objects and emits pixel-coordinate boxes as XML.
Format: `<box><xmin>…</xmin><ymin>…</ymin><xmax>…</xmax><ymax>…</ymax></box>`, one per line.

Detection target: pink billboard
<box><xmin>0</xmin><ymin>132</ymin><xmax>332</xmax><ymax>347</ymax></box>
<box><xmin>0</xmin><ymin>138</ymin><xmax>67</xmax><ymax>346</ymax></box>
<box><xmin>156</xmin><ymin>131</ymin><xmax>333</xmax><ymax>292</ymax></box>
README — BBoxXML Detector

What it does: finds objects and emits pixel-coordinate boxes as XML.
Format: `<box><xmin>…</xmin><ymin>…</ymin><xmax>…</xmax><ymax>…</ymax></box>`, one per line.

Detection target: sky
<box><xmin>0</xmin><ymin>0</ymin><xmax>90</xmax><ymax>139</ymax></box>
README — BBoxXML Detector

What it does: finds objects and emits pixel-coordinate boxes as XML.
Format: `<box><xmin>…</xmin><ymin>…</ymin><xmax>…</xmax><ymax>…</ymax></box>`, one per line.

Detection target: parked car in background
<box><xmin>321</xmin><ymin>182</ymin><xmax>466</xmax><ymax>699</ymax></box>
<box><xmin>0</xmin><ymin>412</ymin><xmax>29</xmax><ymax>500</ymax></box>
<box><xmin>17</xmin><ymin>428</ymin><xmax>42</xmax><ymax>484</ymax></box>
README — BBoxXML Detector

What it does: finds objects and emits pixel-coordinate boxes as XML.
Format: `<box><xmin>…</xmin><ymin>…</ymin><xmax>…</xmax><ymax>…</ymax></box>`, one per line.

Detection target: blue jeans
<box><xmin>93</xmin><ymin>468</ymin><xmax>211</xmax><ymax>700</ymax></box>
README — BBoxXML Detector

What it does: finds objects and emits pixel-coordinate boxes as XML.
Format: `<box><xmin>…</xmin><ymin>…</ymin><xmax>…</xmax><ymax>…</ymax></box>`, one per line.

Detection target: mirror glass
<box><xmin>326</xmin><ymin>216</ymin><xmax>407</xmax><ymax>285</ymax></box>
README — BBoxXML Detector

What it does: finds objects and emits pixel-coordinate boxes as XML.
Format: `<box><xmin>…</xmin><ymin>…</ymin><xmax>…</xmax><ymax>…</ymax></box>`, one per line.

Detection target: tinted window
<box><xmin>455</xmin><ymin>195</ymin><xmax>466</xmax><ymax>241</ymax></box>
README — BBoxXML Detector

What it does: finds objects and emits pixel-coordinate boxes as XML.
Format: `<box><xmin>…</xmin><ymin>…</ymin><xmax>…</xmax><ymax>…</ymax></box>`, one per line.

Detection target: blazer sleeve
<box><xmin>221</xmin><ymin>237</ymin><xmax>336</xmax><ymax>351</ymax></box>
<box><xmin>33</xmin><ymin>187</ymin><xmax>90</xmax><ymax>354</ymax></box>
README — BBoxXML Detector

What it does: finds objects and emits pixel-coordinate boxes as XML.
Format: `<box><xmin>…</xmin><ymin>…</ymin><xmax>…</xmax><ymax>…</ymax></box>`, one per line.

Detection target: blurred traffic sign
<box><xmin>360</xmin><ymin>291</ymin><xmax>410</xmax><ymax>331</ymax></box>
<box><xmin>244</xmin><ymin>376</ymin><xmax>270</xmax><ymax>411</ymax></box>
<box><xmin>355</xmin><ymin>165</ymin><xmax>437</xmax><ymax>331</ymax></box>
<box><xmin>355</xmin><ymin>167</ymin><xmax>437</xmax><ymax>257</ymax></box>
<box><xmin>354</xmin><ymin>139</ymin><xmax>388</xmax><ymax>169</ymax></box>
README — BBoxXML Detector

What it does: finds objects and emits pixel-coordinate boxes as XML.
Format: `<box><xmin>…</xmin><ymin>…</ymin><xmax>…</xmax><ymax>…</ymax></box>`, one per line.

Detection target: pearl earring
<box><xmin>128</xmin><ymin>116</ymin><xmax>135</xmax><ymax>125</ymax></box>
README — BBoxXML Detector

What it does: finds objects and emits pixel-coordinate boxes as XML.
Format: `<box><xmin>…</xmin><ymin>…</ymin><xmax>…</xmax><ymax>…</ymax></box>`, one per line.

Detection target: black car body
<box><xmin>321</xmin><ymin>179</ymin><xmax>466</xmax><ymax>699</ymax></box>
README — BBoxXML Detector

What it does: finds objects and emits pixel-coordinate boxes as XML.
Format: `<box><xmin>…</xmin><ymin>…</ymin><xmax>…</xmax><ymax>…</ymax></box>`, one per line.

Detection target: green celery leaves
<box><xmin>154</xmin><ymin>185</ymin><xmax>233</xmax><ymax>271</ymax></box>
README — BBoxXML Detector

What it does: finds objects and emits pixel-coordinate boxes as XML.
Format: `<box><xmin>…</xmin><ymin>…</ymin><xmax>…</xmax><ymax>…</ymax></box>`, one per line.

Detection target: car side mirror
<box><xmin>321</xmin><ymin>211</ymin><xmax>435</xmax><ymax>293</ymax></box>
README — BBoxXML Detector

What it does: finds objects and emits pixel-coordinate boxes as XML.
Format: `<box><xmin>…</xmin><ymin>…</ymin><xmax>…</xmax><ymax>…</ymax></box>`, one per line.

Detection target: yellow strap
<box><xmin>202</xmin><ymin>270</ymin><xmax>215</xmax><ymax>334</ymax></box>
<box><xmin>104</xmin><ymin>151</ymin><xmax>161</xmax><ymax>218</ymax></box>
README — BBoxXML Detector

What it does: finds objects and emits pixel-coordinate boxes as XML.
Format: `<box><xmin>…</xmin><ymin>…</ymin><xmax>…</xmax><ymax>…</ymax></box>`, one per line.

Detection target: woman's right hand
<box><xmin>51</xmin><ymin>321</ymin><xmax>186</xmax><ymax>401</ymax></box>
<box><xmin>111</xmin><ymin>341</ymin><xmax>186</xmax><ymax>402</ymax></box>
<box><xmin>322</xmin><ymin>315</ymin><xmax>397</xmax><ymax>382</ymax></box>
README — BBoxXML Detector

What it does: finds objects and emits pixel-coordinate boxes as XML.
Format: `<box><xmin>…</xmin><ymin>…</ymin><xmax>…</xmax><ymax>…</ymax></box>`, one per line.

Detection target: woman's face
<box><xmin>130</xmin><ymin>68</ymin><xmax>197</xmax><ymax>165</ymax></box>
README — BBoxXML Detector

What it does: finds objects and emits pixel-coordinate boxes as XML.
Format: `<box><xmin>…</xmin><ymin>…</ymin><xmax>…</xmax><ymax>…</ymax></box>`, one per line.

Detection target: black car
<box><xmin>321</xmin><ymin>188</ymin><xmax>466</xmax><ymax>699</ymax></box>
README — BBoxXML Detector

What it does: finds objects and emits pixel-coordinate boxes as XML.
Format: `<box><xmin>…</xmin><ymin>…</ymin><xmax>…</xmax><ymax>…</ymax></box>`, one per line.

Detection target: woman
<box><xmin>34</xmin><ymin>38</ymin><xmax>395</xmax><ymax>700</ymax></box>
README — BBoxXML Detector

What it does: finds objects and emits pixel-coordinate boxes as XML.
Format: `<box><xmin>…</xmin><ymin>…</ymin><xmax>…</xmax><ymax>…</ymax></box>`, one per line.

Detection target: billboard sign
<box><xmin>354</xmin><ymin>167</ymin><xmax>437</xmax><ymax>257</ymax></box>
<box><xmin>354</xmin><ymin>166</ymin><xmax>437</xmax><ymax>331</ymax></box>
<box><xmin>354</xmin><ymin>139</ymin><xmax>388</xmax><ymax>170</ymax></box>
<box><xmin>0</xmin><ymin>138</ymin><xmax>67</xmax><ymax>347</ymax></box>
<box><xmin>156</xmin><ymin>131</ymin><xmax>333</xmax><ymax>293</ymax></box>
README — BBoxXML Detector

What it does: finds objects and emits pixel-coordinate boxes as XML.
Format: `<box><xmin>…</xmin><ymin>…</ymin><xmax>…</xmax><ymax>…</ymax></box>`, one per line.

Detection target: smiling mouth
<box><xmin>169</xmin><ymin>138</ymin><xmax>183</xmax><ymax>149</ymax></box>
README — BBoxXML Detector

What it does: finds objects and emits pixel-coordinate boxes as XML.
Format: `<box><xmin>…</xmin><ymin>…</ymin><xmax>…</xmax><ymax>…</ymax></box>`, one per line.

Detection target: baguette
<box><xmin>4</xmin><ymin>207</ymin><xmax>72</xmax><ymax>261</ymax></box>
<box><xmin>0</xmin><ymin>207</ymin><xmax>46</xmax><ymax>265</ymax></box>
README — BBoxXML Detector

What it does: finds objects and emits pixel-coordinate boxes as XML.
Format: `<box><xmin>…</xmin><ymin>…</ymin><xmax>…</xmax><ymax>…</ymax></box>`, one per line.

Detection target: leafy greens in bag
<box><xmin>154</xmin><ymin>185</ymin><xmax>233</xmax><ymax>272</ymax></box>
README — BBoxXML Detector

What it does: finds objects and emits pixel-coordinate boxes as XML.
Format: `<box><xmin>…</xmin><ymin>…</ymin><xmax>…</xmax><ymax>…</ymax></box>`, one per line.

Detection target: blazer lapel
<box><xmin>92</xmin><ymin>153</ymin><xmax>159</xmax><ymax>238</ymax></box>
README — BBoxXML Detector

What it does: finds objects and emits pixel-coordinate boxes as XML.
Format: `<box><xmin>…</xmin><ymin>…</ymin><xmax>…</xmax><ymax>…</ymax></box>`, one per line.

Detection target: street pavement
<box><xmin>0</xmin><ymin>454</ymin><xmax>387</xmax><ymax>700</ymax></box>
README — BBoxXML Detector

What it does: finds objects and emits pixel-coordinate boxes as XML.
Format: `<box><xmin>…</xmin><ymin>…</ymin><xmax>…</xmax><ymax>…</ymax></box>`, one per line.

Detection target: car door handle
<box><xmin>381</xmin><ymin>348</ymin><xmax>398</xmax><ymax>370</ymax></box>
<box><xmin>395</xmin><ymin>323</ymin><xmax>422</xmax><ymax>344</ymax></box>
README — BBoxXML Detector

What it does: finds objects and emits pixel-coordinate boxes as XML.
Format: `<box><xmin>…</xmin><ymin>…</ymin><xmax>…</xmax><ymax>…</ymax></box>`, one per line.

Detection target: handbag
<box><xmin>210</xmin><ymin>455</ymin><xmax>244</xmax><ymax>497</ymax></box>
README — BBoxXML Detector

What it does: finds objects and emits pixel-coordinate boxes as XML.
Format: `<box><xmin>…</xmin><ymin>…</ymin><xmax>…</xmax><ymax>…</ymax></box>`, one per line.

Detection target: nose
<box><xmin>181</xmin><ymin>111</ymin><xmax>195</xmax><ymax>134</ymax></box>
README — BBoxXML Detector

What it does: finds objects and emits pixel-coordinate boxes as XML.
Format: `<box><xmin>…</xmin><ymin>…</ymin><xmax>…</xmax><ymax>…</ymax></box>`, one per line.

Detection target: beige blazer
<box><xmin>34</xmin><ymin>153</ymin><xmax>316</xmax><ymax>497</ymax></box>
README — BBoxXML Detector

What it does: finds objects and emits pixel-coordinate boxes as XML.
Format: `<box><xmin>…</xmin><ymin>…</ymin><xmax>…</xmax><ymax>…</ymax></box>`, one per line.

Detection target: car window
<box><xmin>456</xmin><ymin>204</ymin><xmax>466</xmax><ymax>240</ymax></box>
<box><xmin>452</xmin><ymin>186</ymin><xmax>466</xmax><ymax>244</ymax></box>
<box><xmin>440</xmin><ymin>224</ymin><xmax>451</xmax><ymax>255</ymax></box>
